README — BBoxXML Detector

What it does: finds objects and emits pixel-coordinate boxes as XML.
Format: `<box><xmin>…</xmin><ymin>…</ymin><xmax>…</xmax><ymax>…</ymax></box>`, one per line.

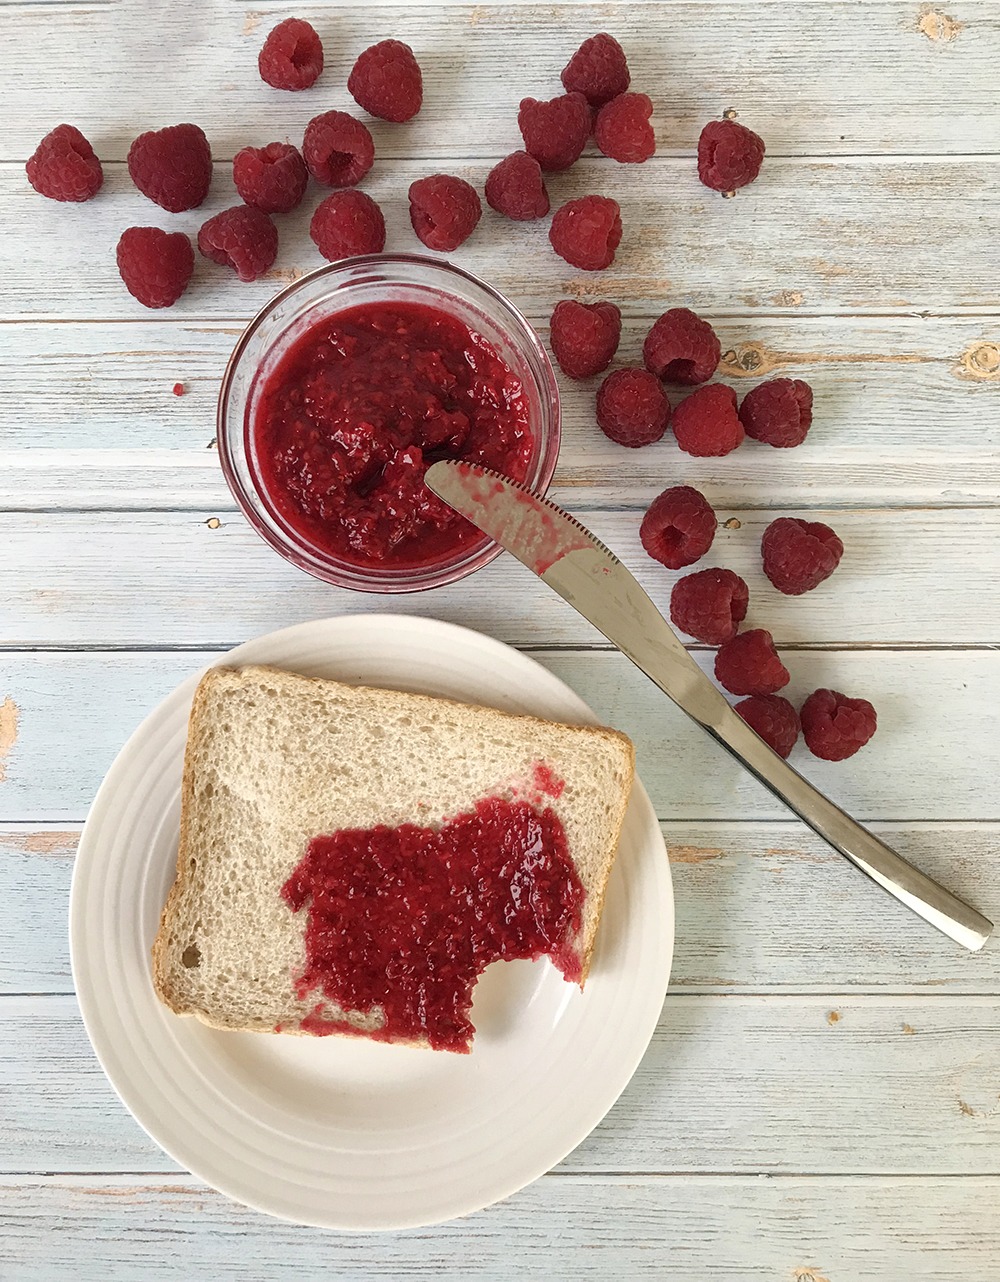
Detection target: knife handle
<box><xmin>701</xmin><ymin>700</ymin><xmax>992</xmax><ymax>952</ymax></box>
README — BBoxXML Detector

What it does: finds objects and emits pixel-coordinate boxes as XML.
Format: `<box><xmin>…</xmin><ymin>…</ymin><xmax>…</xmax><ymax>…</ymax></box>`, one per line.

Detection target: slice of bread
<box><xmin>152</xmin><ymin>664</ymin><xmax>634</xmax><ymax>1049</ymax></box>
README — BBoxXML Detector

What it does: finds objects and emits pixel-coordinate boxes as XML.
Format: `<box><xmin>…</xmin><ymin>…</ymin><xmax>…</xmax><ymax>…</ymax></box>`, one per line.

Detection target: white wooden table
<box><xmin>3</xmin><ymin>1</ymin><xmax>1000</xmax><ymax>1276</ymax></box>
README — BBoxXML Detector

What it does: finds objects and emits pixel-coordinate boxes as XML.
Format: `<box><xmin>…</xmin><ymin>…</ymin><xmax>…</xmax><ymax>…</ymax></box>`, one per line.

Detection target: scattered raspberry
<box><xmin>408</xmin><ymin>174</ymin><xmax>482</xmax><ymax>251</ymax></box>
<box><xmin>669</xmin><ymin>568</ymin><xmax>749</xmax><ymax>644</ymax></box>
<box><xmin>518</xmin><ymin>93</ymin><xmax>591</xmax><ymax>172</ymax></box>
<box><xmin>116</xmin><ymin>227</ymin><xmax>194</xmax><ymax>309</ymax></box>
<box><xmin>672</xmin><ymin>384</ymin><xmax>744</xmax><ymax>457</ymax></box>
<box><xmin>348</xmin><ymin>40</ymin><xmax>422</xmax><ymax>122</ymax></box>
<box><xmin>197</xmin><ymin>205</ymin><xmax>278</xmax><ymax>281</ymax></box>
<box><xmin>800</xmin><ymin>688</ymin><xmax>877</xmax><ymax>761</ymax></box>
<box><xmin>26</xmin><ymin>124</ymin><xmax>103</xmax><ymax>202</ymax></box>
<box><xmin>310</xmin><ymin>190</ymin><xmax>386</xmax><ymax>261</ymax></box>
<box><xmin>258</xmin><ymin>18</ymin><xmax>324</xmax><ymax>91</ymax></box>
<box><xmin>698</xmin><ymin>118</ymin><xmax>765</xmax><ymax>193</ymax></box>
<box><xmin>549</xmin><ymin>196</ymin><xmax>622</xmax><ymax>271</ymax></box>
<box><xmin>550</xmin><ymin>300</ymin><xmax>621</xmax><ymax>380</ymax></box>
<box><xmin>560</xmin><ymin>33</ymin><xmax>630</xmax><ymax>107</ymax></box>
<box><xmin>761</xmin><ymin>517</ymin><xmax>844</xmax><ymax>595</ymax></box>
<box><xmin>594</xmin><ymin>93</ymin><xmax>655</xmax><ymax>164</ymax></box>
<box><xmin>303</xmin><ymin>111</ymin><xmax>374</xmax><ymax>187</ymax></box>
<box><xmin>127</xmin><ymin>124</ymin><xmax>212</xmax><ymax>213</ymax></box>
<box><xmin>232</xmin><ymin>143</ymin><xmax>308</xmax><ymax>214</ymax></box>
<box><xmin>715</xmin><ymin>629</ymin><xmax>789</xmax><ymax>696</ymax></box>
<box><xmin>740</xmin><ymin>378</ymin><xmax>813</xmax><ymax>448</ymax></box>
<box><xmin>172</xmin><ymin>382</ymin><xmax>185</xmax><ymax>396</ymax></box>
<box><xmin>735</xmin><ymin>694</ymin><xmax>800</xmax><ymax>758</ymax></box>
<box><xmin>597</xmin><ymin>368</ymin><xmax>670</xmax><ymax>447</ymax></box>
<box><xmin>640</xmin><ymin>486</ymin><xmax>716</xmax><ymax>570</ymax></box>
<box><xmin>643</xmin><ymin>308</ymin><xmax>721</xmax><ymax>385</ymax></box>
<box><xmin>485</xmin><ymin>152</ymin><xmax>550</xmax><ymax>221</ymax></box>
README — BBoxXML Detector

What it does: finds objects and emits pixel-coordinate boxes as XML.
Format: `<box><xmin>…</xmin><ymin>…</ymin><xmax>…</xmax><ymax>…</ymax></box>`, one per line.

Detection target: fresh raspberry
<box><xmin>672</xmin><ymin>384</ymin><xmax>744</xmax><ymax>457</ymax></box>
<box><xmin>197</xmin><ymin>205</ymin><xmax>278</xmax><ymax>281</ymax></box>
<box><xmin>761</xmin><ymin>517</ymin><xmax>844</xmax><ymax>595</ymax></box>
<box><xmin>597</xmin><ymin>368</ymin><xmax>670</xmax><ymax>447</ymax></box>
<box><xmin>310</xmin><ymin>190</ymin><xmax>386</xmax><ymax>260</ymax></box>
<box><xmin>560</xmin><ymin>33</ymin><xmax>630</xmax><ymax>107</ymax></box>
<box><xmin>640</xmin><ymin>486</ymin><xmax>716</xmax><ymax>570</ymax></box>
<box><xmin>698</xmin><ymin>118</ymin><xmax>765</xmax><ymax>193</ymax></box>
<box><xmin>408</xmin><ymin>174</ymin><xmax>482</xmax><ymax>251</ymax></box>
<box><xmin>303</xmin><ymin>111</ymin><xmax>374</xmax><ymax>187</ymax></box>
<box><xmin>715</xmin><ymin>629</ymin><xmax>789</xmax><ymax>696</ymax></box>
<box><xmin>740</xmin><ymin>378</ymin><xmax>813</xmax><ymax>448</ymax></box>
<box><xmin>643</xmin><ymin>308</ymin><xmax>721</xmax><ymax>385</ymax></box>
<box><xmin>669</xmin><ymin>568</ymin><xmax>748</xmax><ymax>644</ymax></box>
<box><xmin>258</xmin><ymin>18</ymin><xmax>324</xmax><ymax>91</ymax></box>
<box><xmin>549</xmin><ymin>196</ymin><xmax>622</xmax><ymax>271</ymax></box>
<box><xmin>800</xmin><ymin>688</ymin><xmax>877</xmax><ymax>761</ymax></box>
<box><xmin>26</xmin><ymin>124</ymin><xmax>103</xmax><ymax>202</ymax></box>
<box><xmin>550</xmin><ymin>300</ymin><xmax>621</xmax><ymax>380</ymax></box>
<box><xmin>348</xmin><ymin>40</ymin><xmax>422</xmax><ymax>122</ymax></box>
<box><xmin>735</xmin><ymin>694</ymin><xmax>800</xmax><ymax>759</ymax></box>
<box><xmin>594</xmin><ymin>93</ymin><xmax>655</xmax><ymax>164</ymax></box>
<box><xmin>518</xmin><ymin>93</ymin><xmax>591</xmax><ymax>172</ymax></box>
<box><xmin>127</xmin><ymin>124</ymin><xmax>212</xmax><ymax>213</ymax></box>
<box><xmin>232</xmin><ymin>143</ymin><xmax>308</xmax><ymax>214</ymax></box>
<box><xmin>116</xmin><ymin>227</ymin><xmax>194</xmax><ymax>309</ymax></box>
<box><xmin>485</xmin><ymin>152</ymin><xmax>549</xmax><ymax>221</ymax></box>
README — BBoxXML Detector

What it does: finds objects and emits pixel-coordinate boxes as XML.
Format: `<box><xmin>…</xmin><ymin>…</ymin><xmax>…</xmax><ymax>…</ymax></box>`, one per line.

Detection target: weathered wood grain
<box><xmin>4</xmin><ymin>154</ymin><xmax>999</xmax><ymax>321</ymax></box>
<box><xmin>4</xmin><ymin>993</ymin><xmax>1000</xmax><ymax>1176</ymax></box>
<box><xmin>0</xmin><ymin>649</ymin><xmax>997</xmax><ymax>822</ymax></box>
<box><xmin>5</xmin><ymin>2</ymin><xmax>1000</xmax><ymax>159</ymax></box>
<box><xmin>5</xmin><ymin>821</ymin><xmax>998</xmax><ymax>995</ymax></box>
<box><xmin>2</xmin><ymin>316</ymin><xmax>997</xmax><ymax>508</ymax></box>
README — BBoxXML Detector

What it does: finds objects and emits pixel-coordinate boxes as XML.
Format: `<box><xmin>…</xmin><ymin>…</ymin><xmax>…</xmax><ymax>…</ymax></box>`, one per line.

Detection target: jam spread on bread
<box><xmin>280</xmin><ymin>794</ymin><xmax>584</xmax><ymax>1053</ymax></box>
<box><xmin>252</xmin><ymin>300</ymin><xmax>534</xmax><ymax>568</ymax></box>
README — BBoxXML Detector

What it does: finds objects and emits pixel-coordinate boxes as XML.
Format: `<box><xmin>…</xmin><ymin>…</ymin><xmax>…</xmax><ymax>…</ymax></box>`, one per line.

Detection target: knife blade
<box><xmin>425</xmin><ymin>459</ymin><xmax>992</xmax><ymax>952</ymax></box>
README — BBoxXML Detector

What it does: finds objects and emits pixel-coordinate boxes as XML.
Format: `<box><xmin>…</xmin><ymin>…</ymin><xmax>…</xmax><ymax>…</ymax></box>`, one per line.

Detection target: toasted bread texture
<box><xmin>152</xmin><ymin>665</ymin><xmax>634</xmax><ymax>1047</ymax></box>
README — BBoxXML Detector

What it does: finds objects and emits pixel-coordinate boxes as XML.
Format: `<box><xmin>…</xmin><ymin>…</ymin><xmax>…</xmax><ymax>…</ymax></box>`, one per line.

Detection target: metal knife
<box><xmin>425</xmin><ymin>459</ymin><xmax>992</xmax><ymax>952</ymax></box>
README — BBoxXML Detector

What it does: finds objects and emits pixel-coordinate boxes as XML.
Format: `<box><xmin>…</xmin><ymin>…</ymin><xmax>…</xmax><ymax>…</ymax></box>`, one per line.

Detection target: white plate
<box><xmin>70</xmin><ymin>615</ymin><xmax>673</xmax><ymax>1231</ymax></box>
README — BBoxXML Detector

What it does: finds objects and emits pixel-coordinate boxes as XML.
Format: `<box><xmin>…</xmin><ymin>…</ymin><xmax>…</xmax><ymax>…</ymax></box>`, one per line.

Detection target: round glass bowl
<box><xmin>217</xmin><ymin>254</ymin><xmax>561</xmax><ymax>593</ymax></box>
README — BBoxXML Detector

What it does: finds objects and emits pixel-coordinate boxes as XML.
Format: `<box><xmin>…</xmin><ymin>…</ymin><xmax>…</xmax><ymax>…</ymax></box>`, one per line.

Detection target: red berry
<box><xmin>740</xmin><ymin>378</ymin><xmax>813</xmax><ymax>448</ymax></box>
<box><xmin>172</xmin><ymin>382</ymin><xmax>185</xmax><ymax>396</ymax></box>
<box><xmin>408</xmin><ymin>174</ymin><xmax>482</xmax><ymax>251</ymax></box>
<box><xmin>303</xmin><ymin>111</ymin><xmax>374</xmax><ymax>188</ymax></box>
<box><xmin>698</xmin><ymin>118</ymin><xmax>765</xmax><ymax>193</ymax></box>
<box><xmin>735</xmin><ymin>694</ymin><xmax>800</xmax><ymax>758</ymax></box>
<box><xmin>197</xmin><ymin>205</ymin><xmax>278</xmax><ymax>282</ymax></box>
<box><xmin>485</xmin><ymin>152</ymin><xmax>549</xmax><ymax>221</ymax></box>
<box><xmin>116</xmin><ymin>227</ymin><xmax>194</xmax><ymax>309</ymax></box>
<box><xmin>672</xmin><ymin>384</ymin><xmax>744</xmax><ymax>457</ymax></box>
<box><xmin>640</xmin><ymin>486</ymin><xmax>716</xmax><ymax>570</ymax></box>
<box><xmin>348</xmin><ymin>40</ymin><xmax>422</xmax><ymax>122</ymax></box>
<box><xmin>26</xmin><ymin>124</ymin><xmax>103</xmax><ymax>202</ymax></box>
<box><xmin>761</xmin><ymin>517</ymin><xmax>844</xmax><ymax>595</ymax></box>
<box><xmin>594</xmin><ymin>93</ymin><xmax>655</xmax><ymax>164</ymax></box>
<box><xmin>549</xmin><ymin>196</ymin><xmax>622</xmax><ymax>271</ymax></box>
<box><xmin>715</xmin><ymin>629</ymin><xmax>789</xmax><ymax>696</ymax></box>
<box><xmin>258</xmin><ymin>18</ymin><xmax>324</xmax><ymax>91</ymax></box>
<box><xmin>561</xmin><ymin>33</ymin><xmax>630</xmax><ymax>107</ymax></box>
<box><xmin>597</xmin><ymin>368</ymin><xmax>670</xmax><ymax>447</ymax></box>
<box><xmin>310</xmin><ymin>190</ymin><xmax>386</xmax><ymax>261</ymax></box>
<box><xmin>800</xmin><ymin>688</ymin><xmax>877</xmax><ymax>761</ymax></box>
<box><xmin>232</xmin><ymin>143</ymin><xmax>308</xmax><ymax>214</ymax></box>
<box><xmin>643</xmin><ymin>308</ymin><xmax>721</xmax><ymax>385</ymax></box>
<box><xmin>518</xmin><ymin>93</ymin><xmax>591</xmax><ymax>172</ymax></box>
<box><xmin>550</xmin><ymin>300</ymin><xmax>621</xmax><ymax>380</ymax></box>
<box><xmin>127</xmin><ymin>124</ymin><xmax>212</xmax><ymax>213</ymax></box>
<box><xmin>670</xmin><ymin>568</ymin><xmax>748</xmax><ymax>644</ymax></box>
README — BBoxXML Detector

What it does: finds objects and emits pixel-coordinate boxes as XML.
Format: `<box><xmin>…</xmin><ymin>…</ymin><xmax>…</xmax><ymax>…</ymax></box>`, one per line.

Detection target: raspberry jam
<box><xmin>280</xmin><ymin>794</ymin><xmax>585</xmax><ymax>1053</ymax></box>
<box><xmin>250</xmin><ymin>301</ymin><xmax>535</xmax><ymax>568</ymax></box>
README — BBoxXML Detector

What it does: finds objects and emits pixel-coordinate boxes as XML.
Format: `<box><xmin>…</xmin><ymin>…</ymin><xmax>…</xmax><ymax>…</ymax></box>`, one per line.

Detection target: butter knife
<box><xmin>425</xmin><ymin>459</ymin><xmax>992</xmax><ymax>952</ymax></box>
